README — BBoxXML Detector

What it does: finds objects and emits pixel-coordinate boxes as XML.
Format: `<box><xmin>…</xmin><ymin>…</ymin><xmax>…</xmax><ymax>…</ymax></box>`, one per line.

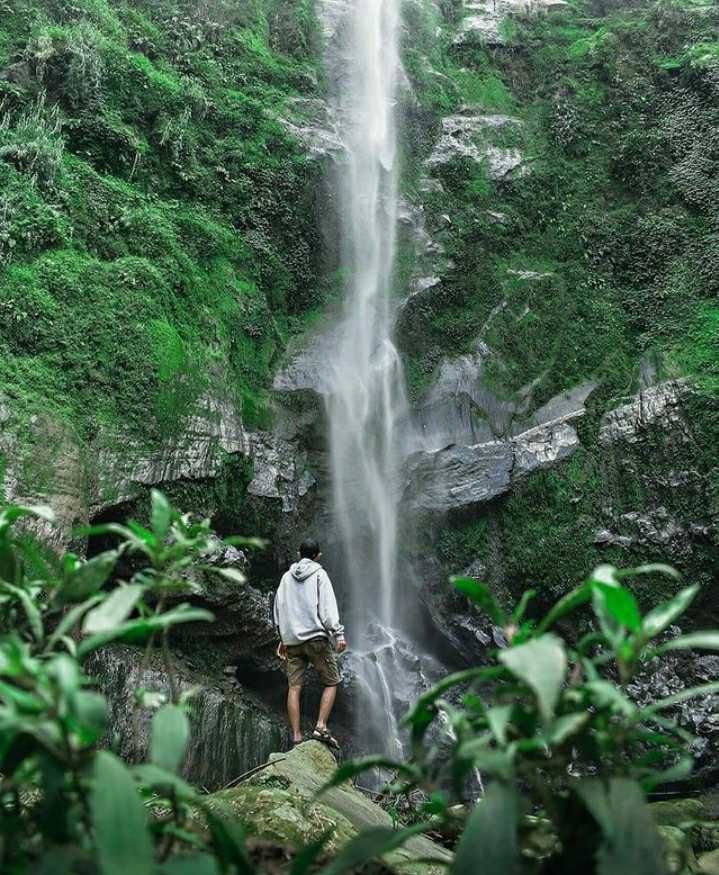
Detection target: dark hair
<box><xmin>299</xmin><ymin>538</ymin><xmax>321</xmax><ymax>559</ymax></box>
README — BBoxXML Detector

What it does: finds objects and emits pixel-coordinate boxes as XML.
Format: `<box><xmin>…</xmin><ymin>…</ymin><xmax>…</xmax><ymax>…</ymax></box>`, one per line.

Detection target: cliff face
<box><xmin>1</xmin><ymin>0</ymin><xmax>719</xmax><ymax>773</ymax></box>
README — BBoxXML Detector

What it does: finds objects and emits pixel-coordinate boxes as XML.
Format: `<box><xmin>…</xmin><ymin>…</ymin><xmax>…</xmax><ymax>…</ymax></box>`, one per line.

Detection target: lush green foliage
<box><xmin>0</xmin><ymin>0</ymin><xmax>324</xmax><ymax>440</ymax></box>
<box><xmin>0</xmin><ymin>493</ymin><xmax>388</xmax><ymax>874</ymax></box>
<box><xmin>326</xmin><ymin>564</ymin><xmax>719</xmax><ymax>873</ymax></box>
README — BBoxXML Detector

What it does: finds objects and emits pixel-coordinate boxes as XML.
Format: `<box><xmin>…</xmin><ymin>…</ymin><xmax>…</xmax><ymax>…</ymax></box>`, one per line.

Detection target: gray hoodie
<box><xmin>273</xmin><ymin>558</ymin><xmax>345</xmax><ymax>646</ymax></box>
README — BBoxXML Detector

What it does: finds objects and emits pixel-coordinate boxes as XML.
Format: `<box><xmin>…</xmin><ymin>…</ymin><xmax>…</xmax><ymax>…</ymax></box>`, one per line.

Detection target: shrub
<box><xmin>328</xmin><ymin>566</ymin><xmax>719</xmax><ymax>874</ymax></box>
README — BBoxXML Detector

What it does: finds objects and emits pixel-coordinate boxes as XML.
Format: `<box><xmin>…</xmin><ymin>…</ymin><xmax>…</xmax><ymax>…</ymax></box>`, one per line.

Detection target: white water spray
<box><xmin>325</xmin><ymin>0</ymin><xmax>408</xmax><ymax>754</ymax></box>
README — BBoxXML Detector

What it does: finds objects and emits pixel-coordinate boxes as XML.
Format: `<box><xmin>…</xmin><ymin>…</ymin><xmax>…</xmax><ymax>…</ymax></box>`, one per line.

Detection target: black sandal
<box><xmin>311</xmin><ymin>727</ymin><xmax>340</xmax><ymax>750</ymax></box>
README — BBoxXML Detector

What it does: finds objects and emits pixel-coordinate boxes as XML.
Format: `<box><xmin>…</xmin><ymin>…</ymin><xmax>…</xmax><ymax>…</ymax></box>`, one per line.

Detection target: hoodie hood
<box><xmin>289</xmin><ymin>558</ymin><xmax>321</xmax><ymax>582</ymax></box>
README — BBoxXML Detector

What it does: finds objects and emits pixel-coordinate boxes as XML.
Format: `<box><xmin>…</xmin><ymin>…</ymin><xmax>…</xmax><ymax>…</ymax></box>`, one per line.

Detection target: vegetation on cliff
<box><xmin>0</xmin><ymin>0</ymin><xmax>322</xmax><ymax>443</ymax></box>
<box><xmin>400</xmin><ymin>0</ymin><xmax>719</xmax><ymax>608</ymax></box>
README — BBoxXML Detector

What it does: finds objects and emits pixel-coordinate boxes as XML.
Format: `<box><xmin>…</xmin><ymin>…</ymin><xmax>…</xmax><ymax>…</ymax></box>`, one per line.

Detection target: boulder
<box><xmin>210</xmin><ymin>741</ymin><xmax>451</xmax><ymax>872</ymax></box>
<box><xmin>699</xmin><ymin>849</ymin><xmax>719</xmax><ymax>875</ymax></box>
<box><xmin>657</xmin><ymin>824</ymin><xmax>697</xmax><ymax>874</ymax></box>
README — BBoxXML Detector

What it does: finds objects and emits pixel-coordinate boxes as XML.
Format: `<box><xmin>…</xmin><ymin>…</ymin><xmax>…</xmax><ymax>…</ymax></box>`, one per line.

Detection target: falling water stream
<box><xmin>325</xmin><ymin>0</ymin><xmax>409</xmax><ymax>759</ymax></box>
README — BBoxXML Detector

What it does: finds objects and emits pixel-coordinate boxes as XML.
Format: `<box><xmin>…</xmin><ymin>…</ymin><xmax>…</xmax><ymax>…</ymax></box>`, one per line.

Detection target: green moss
<box><xmin>0</xmin><ymin>0</ymin><xmax>325</xmax><ymax>446</ymax></box>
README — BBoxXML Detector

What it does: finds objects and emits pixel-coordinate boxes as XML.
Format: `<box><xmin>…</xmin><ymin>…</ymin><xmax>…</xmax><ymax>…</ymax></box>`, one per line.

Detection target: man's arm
<box><xmin>273</xmin><ymin>588</ymin><xmax>287</xmax><ymax>659</ymax></box>
<box><xmin>318</xmin><ymin>572</ymin><xmax>347</xmax><ymax>652</ymax></box>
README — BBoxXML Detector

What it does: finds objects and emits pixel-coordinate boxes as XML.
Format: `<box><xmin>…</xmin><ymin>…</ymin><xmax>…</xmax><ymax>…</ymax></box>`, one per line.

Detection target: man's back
<box><xmin>274</xmin><ymin>558</ymin><xmax>345</xmax><ymax>646</ymax></box>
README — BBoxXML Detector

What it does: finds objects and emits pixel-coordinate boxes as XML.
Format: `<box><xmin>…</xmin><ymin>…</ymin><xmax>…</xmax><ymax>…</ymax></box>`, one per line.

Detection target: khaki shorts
<box><xmin>286</xmin><ymin>637</ymin><xmax>340</xmax><ymax>688</ymax></box>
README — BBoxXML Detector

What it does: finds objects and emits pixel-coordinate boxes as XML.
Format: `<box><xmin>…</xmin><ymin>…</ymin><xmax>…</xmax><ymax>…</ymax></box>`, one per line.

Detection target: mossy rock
<box><xmin>650</xmin><ymin>799</ymin><xmax>706</xmax><ymax>828</ymax></box>
<box><xmin>657</xmin><ymin>825</ymin><xmax>698</xmax><ymax>875</ymax></box>
<box><xmin>210</xmin><ymin>741</ymin><xmax>451</xmax><ymax>874</ymax></box>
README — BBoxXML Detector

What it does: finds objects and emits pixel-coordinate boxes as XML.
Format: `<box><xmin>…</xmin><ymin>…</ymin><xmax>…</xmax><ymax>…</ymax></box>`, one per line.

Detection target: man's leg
<box><xmin>287</xmin><ymin>685</ymin><xmax>303</xmax><ymax>743</ymax></box>
<box><xmin>316</xmin><ymin>685</ymin><xmax>337</xmax><ymax>731</ymax></box>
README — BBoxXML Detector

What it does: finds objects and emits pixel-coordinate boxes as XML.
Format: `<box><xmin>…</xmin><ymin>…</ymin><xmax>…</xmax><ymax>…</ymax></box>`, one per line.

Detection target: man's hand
<box><xmin>277</xmin><ymin>642</ymin><xmax>287</xmax><ymax>660</ymax></box>
<box><xmin>336</xmin><ymin>639</ymin><xmax>347</xmax><ymax>654</ymax></box>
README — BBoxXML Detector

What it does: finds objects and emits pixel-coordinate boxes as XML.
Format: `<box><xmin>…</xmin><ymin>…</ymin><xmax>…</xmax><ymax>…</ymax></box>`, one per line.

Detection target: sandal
<box><xmin>311</xmin><ymin>727</ymin><xmax>340</xmax><ymax>751</ymax></box>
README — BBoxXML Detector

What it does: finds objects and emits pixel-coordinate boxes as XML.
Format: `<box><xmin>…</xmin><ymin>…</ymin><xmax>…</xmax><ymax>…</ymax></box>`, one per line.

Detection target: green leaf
<box><xmin>641</xmin><ymin>585</ymin><xmax>698</xmax><ymax>639</ymax></box>
<box><xmin>317</xmin><ymin>756</ymin><xmax>417</xmax><ymax>797</ymax></box>
<box><xmin>158</xmin><ymin>855</ymin><xmax>220</xmax><ymax>875</ymax></box>
<box><xmin>455</xmin><ymin>740</ymin><xmax>515</xmax><ymax>780</ymax></box>
<box><xmin>213</xmin><ymin>567</ymin><xmax>246</xmax><ymax>585</ymax></box>
<box><xmin>594</xmin><ymin>583</ymin><xmax>641</xmax><ymax>631</ymax></box>
<box><xmin>62</xmin><ymin>551</ymin><xmax>118</xmax><ymax>603</ymax></box>
<box><xmin>585</xmin><ymin>680</ymin><xmax>637</xmax><ymax>717</ymax></box>
<box><xmin>133</xmin><ymin>763</ymin><xmax>196</xmax><ymax>800</ymax></box>
<box><xmin>641</xmin><ymin>681</ymin><xmax>719</xmax><ymax>716</ymax></box>
<box><xmin>588</xmin><ymin>564</ymin><xmax>620</xmax><ymax>586</ymax></box>
<box><xmin>151</xmin><ymin>704</ymin><xmax>189</xmax><ymax>774</ymax></box>
<box><xmin>618</xmin><ymin>563</ymin><xmax>680</xmax><ymax>581</ymax></box>
<box><xmin>512</xmin><ymin>589</ymin><xmax>536</xmax><ymax>623</ymax></box>
<box><xmin>486</xmin><ymin>705</ymin><xmax>513</xmax><ymax>746</ymax></box>
<box><xmin>318</xmin><ymin>823</ymin><xmax>432</xmax><ymax>875</ymax></box>
<box><xmin>150</xmin><ymin>490</ymin><xmax>172</xmax><ymax>540</ymax></box>
<box><xmin>82</xmin><ymin>585</ymin><xmax>144</xmax><ymax>635</ymax></box>
<box><xmin>575</xmin><ymin>778</ymin><xmax>667</xmax><ymax>875</ymax></box>
<box><xmin>546</xmin><ymin>712</ymin><xmax>589</xmax><ymax>745</ymax></box>
<box><xmin>536</xmin><ymin>584</ymin><xmax>591</xmax><ymax>634</ymax></box>
<box><xmin>91</xmin><ymin>751</ymin><xmax>153</xmax><ymax>875</ymax></box>
<box><xmin>451</xmin><ymin>782</ymin><xmax>520</xmax><ymax>875</ymax></box>
<box><xmin>45</xmin><ymin>594</ymin><xmax>105</xmax><ymax>652</ymax></box>
<box><xmin>77</xmin><ymin>606</ymin><xmax>214</xmax><ymax>657</ymax></box>
<box><xmin>0</xmin><ymin>581</ymin><xmax>43</xmax><ymax>641</ymax></box>
<box><xmin>0</xmin><ymin>504</ymin><xmax>55</xmax><ymax>535</ymax></box>
<box><xmin>499</xmin><ymin>635</ymin><xmax>567</xmax><ymax>721</ymax></box>
<box><xmin>655</xmin><ymin>632</ymin><xmax>719</xmax><ymax>654</ymax></box>
<box><xmin>452</xmin><ymin>577</ymin><xmax>507</xmax><ymax>625</ymax></box>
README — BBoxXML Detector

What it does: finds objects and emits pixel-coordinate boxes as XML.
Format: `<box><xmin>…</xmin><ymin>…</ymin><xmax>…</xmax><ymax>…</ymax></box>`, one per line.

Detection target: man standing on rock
<box><xmin>274</xmin><ymin>539</ymin><xmax>347</xmax><ymax>749</ymax></box>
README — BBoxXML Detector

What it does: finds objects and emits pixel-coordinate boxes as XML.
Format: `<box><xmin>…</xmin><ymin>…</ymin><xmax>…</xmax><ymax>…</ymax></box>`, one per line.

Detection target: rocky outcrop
<box><xmin>403</xmin><ymin>419</ymin><xmax>578</xmax><ymax>514</ymax></box>
<box><xmin>1</xmin><ymin>391</ymin><xmax>316</xmax><ymax>550</ymax></box>
<box><xmin>211</xmin><ymin>741</ymin><xmax>451</xmax><ymax>872</ymax></box>
<box><xmin>454</xmin><ymin>0</ymin><xmax>569</xmax><ymax>47</ymax></box>
<box><xmin>91</xmin><ymin>645</ymin><xmax>284</xmax><ymax>790</ymax></box>
<box><xmin>92</xmin><ymin>394</ymin><xmax>249</xmax><ymax>515</ymax></box>
<box><xmin>0</xmin><ymin>402</ymin><xmax>88</xmax><ymax>549</ymax></box>
<box><xmin>280</xmin><ymin>97</ymin><xmax>345</xmax><ymax>162</ymax></box>
<box><xmin>425</xmin><ymin>112</ymin><xmax>526</xmax><ymax>179</ymax></box>
<box><xmin>599</xmin><ymin>380</ymin><xmax>691</xmax><ymax>447</ymax></box>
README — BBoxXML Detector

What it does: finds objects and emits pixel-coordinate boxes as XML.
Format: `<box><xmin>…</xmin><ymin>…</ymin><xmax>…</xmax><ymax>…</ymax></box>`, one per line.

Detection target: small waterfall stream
<box><xmin>324</xmin><ymin>0</ymin><xmax>410</xmax><ymax>758</ymax></box>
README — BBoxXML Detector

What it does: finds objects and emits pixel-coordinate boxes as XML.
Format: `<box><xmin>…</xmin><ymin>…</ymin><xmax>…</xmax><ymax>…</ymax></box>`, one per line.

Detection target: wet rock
<box><xmin>0</xmin><ymin>407</ymin><xmax>88</xmax><ymax>550</ymax></box>
<box><xmin>698</xmin><ymin>849</ymin><xmax>719</xmax><ymax>874</ymax></box>
<box><xmin>598</xmin><ymin>380</ymin><xmax>691</xmax><ymax>447</ymax></box>
<box><xmin>247</xmin><ymin>432</ymin><xmax>316</xmax><ymax>514</ymax></box>
<box><xmin>658</xmin><ymin>824</ymin><xmax>697</xmax><ymax>874</ymax></box>
<box><xmin>90</xmin><ymin>645</ymin><xmax>284</xmax><ymax>790</ymax></box>
<box><xmin>92</xmin><ymin>394</ymin><xmax>248</xmax><ymax>514</ymax></box>
<box><xmin>280</xmin><ymin>97</ymin><xmax>345</xmax><ymax>161</ymax></box>
<box><xmin>212</xmin><ymin>741</ymin><xmax>451</xmax><ymax>872</ymax></box>
<box><xmin>628</xmin><ymin>648</ymin><xmax>719</xmax><ymax>771</ymax></box>
<box><xmin>426</xmin><ymin>113</ymin><xmax>526</xmax><ymax>179</ymax></box>
<box><xmin>415</xmin><ymin>555</ymin><xmax>508</xmax><ymax>664</ymax></box>
<box><xmin>404</xmin><ymin>441</ymin><xmax>514</xmax><ymax>513</ymax></box>
<box><xmin>403</xmin><ymin>418</ymin><xmax>580</xmax><ymax>514</ymax></box>
<box><xmin>454</xmin><ymin>0</ymin><xmax>569</xmax><ymax>48</ymax></box>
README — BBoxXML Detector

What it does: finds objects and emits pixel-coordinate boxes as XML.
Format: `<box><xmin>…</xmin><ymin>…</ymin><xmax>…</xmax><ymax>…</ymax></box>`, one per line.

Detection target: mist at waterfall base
<box><xmin>322</xmin><ymin>0</ymin><xmax>446</xmax><ymax>768</ymax></box>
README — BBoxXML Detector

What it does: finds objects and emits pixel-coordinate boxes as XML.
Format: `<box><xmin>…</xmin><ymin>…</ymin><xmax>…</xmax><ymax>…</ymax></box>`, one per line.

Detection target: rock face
<box><xmin>91</xmin><ymin>646</ymin><xmax>284</xmax><ymax>790</ymax></box>
<box><xmin>425</xmin><ymin>113</ymin><xmax>526</xmax><ymax>179</ymax></box>
<box><xmin>454</xmin><ymin>0</ymin><xmax>569</xmax><ymax>47</ymax></box>
<box><xmin>212</xmin><ymin>741</ymin><xmax>451</xmax><ymax>872</ymax></box>
<box><xmin>403</xmin><ymin>412</ymin><xmax>583</xmax><ymax>514</ymax></box>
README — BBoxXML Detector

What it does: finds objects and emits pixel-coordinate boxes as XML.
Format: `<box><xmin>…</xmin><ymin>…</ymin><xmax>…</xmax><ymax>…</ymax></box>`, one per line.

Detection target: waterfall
<box><xmin>325</xmin><ymin>0</ymin><xmax>408</xmax><ymax>756</ymax></box>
